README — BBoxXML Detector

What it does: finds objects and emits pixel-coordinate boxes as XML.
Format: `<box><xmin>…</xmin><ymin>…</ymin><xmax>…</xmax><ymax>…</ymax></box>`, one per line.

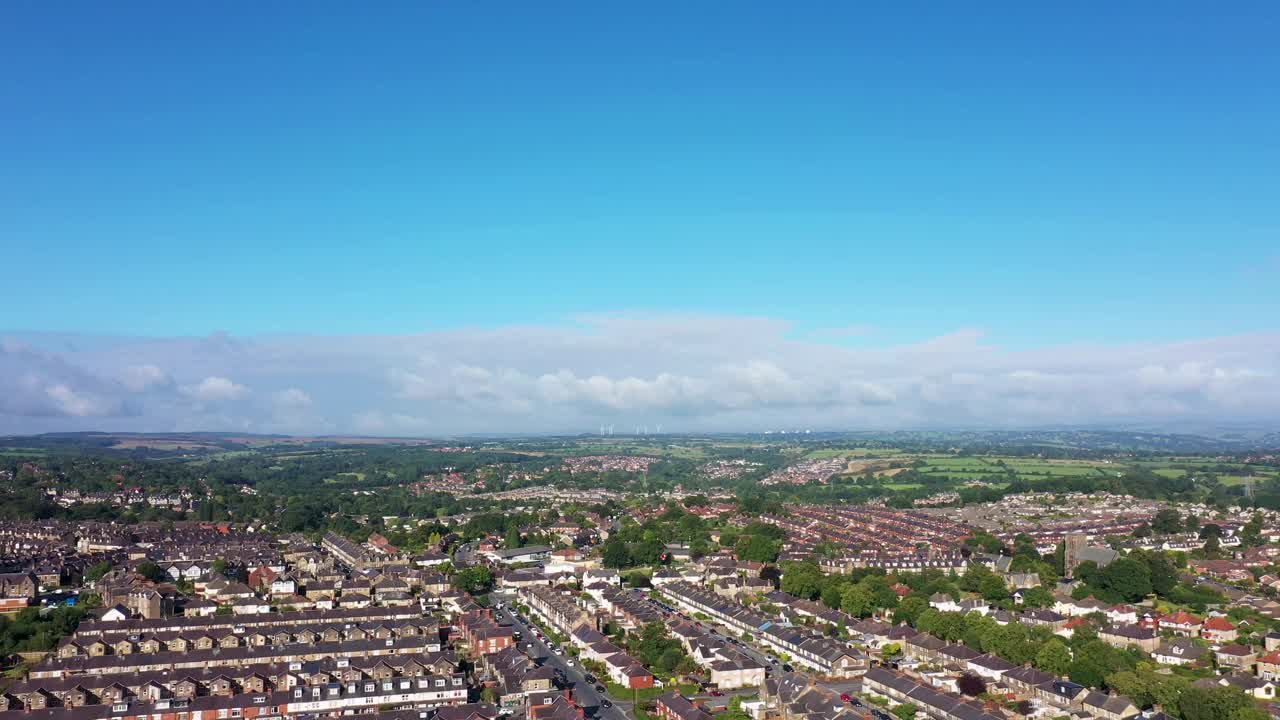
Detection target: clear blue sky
<box><xmin>3</xmin><ymin>3</ymin><xmax>1277</xmax><ymax>346</ymax></box>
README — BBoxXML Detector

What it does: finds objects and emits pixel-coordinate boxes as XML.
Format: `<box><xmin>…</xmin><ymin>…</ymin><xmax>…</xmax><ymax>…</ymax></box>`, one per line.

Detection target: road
<box><xmin>631</xmin><ymin>590</ymin><xmax>866</xmax><ymax>704</ymax></box>
<box><xmin>492</xmin><ymin>603</ymin><xmax>632</xmax><ymax>720</ymax></box>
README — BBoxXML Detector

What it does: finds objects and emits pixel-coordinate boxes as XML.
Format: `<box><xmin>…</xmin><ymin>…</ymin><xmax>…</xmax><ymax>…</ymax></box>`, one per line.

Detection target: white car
<box><xmin>554</xmin><ymin>649</ymin><xmax>563</xmax><ymax>655</ymax></box>
<box><xmin>566</xmin><ymin>659</ymin><xmax>575</xmax><ymax>666</ymax></box>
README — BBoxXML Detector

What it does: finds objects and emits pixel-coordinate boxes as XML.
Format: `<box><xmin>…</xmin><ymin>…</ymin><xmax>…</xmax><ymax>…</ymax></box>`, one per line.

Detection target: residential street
<box><xmin>493</xmin><ymin>603</ymin><xmax>634</xmax><ymax>720</ymax></box>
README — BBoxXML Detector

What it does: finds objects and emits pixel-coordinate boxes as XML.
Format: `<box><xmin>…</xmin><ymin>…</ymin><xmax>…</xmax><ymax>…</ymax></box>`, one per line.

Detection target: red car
<box><xmin>840</xmin><ymin>694</ymin><xmax>853</xmax><ymax>703</ymax></box>
<box><xmin>710</xmin><ymin>690</ymin><xmax>724</xmax><ymax>697</ymax></box>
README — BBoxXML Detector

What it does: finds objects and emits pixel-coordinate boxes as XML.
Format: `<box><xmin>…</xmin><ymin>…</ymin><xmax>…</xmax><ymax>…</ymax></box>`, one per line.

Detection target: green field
<box><xmin>1218</xmin><ymin>474</ymin><xmax>1278</xmax><ymax>486</ymax></box>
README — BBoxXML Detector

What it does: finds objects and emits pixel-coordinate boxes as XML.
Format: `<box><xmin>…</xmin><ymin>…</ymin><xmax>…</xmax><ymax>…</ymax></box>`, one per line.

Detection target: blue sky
<box><xmin>1</xmin><ymin>4</ymin><xmax>1278</xmax><ymax>433</ymax></box>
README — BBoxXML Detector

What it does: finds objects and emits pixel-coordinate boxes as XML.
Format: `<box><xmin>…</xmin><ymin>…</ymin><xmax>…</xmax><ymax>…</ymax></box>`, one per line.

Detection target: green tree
<box><xmin>1100</xmin><ymin>557</ymin><xmax>1152</xmax><ymax>602</ymax></box>
<box><xmin>1021</xmin><ymin>586</ymin><xmax>1054</xmax><ymax>609</ymax></box>
<box><xmin>892</xmin><ymin>704</ymin><xmax>919</xmax><ymax>720</ymax></box>
<box><xmin>1034</xmin><ymin>640</ymin><xmax>1072</xmax><ymax>676</ymax></box>
<box><xmin>1242</xmin><ymin>512</ymin><xmax>1264</xmax><ymax>547</ymax></box>
<box><xmin>840</xmin><ymin>584</ymin><xmax>876</xmax><ymax>618</ymax></box>
<box><xmin>1151</xmin><ymin>509</ymin><xmax>1184</xmax><ymax>535</ymax></box>
<box><xmin>602</xmin><ymin>537</ymin><xmax>631</xmax><ymax>568</ymax></box>
<box><xmin>84</xmin><ymin>561</ymin><xmax>112</xmax><ymax>583</ymax></box>
<box><xmin>780</xmin><ymin>561</ymin><xmax>824</xmax><ymax>600</ymax></box>
<box><xmin>979</xmin><ymin>573</ymin><xmax>1010</xmax><ymax>602</ymax></box>
<box><xmin>135</xmin><ymin>562</ymin><xmax>166</xmax><ymax>583</ymax></box>
<box><xmin>452</xmin><ymin>566</ymin><xmax>494</xmax><ymax>594</ymax></box>
<box><xmin>1179</xmin><ymin>685</ymin><xmax>1255</xmax><ymax>720</ymax></box>
<box><xmin>737</xmin><ymin>534</ymin><xmax>782</xmax><ymax>563</ymax></box>
<box><xmin>894</xmin><ymin>596</ymin><xmax>928</xmax><ymax>626</ymax></box>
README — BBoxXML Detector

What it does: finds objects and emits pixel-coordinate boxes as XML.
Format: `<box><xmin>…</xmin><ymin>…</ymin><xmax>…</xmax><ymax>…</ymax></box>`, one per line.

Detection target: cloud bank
<box><xmin>1</xmin><ymin>316</ymin><xmax>1278</xmax><ymax>436</ymax></box>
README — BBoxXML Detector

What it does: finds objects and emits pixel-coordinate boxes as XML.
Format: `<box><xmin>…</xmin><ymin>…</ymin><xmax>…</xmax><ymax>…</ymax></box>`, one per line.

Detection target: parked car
<box><xmin>601</xmin><ymin>700</ymin><xmax>613</xmax><ymax>709</ymax></box>
<box><xmin>595</xmin><ymin>685</ymin><xmax>607</xmax><ymax>694</ymax></box>
<box><xmin>710</xmin><ymin>690</ymin><xmax>724</xmax><ymax>697</ymax></box>
<box><xmin>584</xmin><ymin>674</ymin><xmax>597</xmax><ymax>684</ymax></box>
<box><xmin>840</xmin><ymin>694</ymin><xmax>852</xmax><ymax>703</ymax></box>
<box><xmin>782</xmin><ymin>664</ymin><xmax>793</xmax><ymax>672</ymax></box>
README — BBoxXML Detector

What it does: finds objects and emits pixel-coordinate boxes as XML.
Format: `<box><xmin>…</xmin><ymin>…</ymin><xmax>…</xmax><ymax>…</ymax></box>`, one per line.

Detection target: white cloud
<box><xmin>2</xmin><ymin>318</ymin><xmax>1279</xmax><ymax>435</ymax></box>
<box><xmin>45</xmin><ymin>384</ymin><xmax>113</xmax><ymax>417</ymax></box>
<box><xmin>183</xmin><ymin>376</ymin><xmax>248</xmax><ymax>402</ymax></box>
<box><xmin>121</xmin><ymin>364</ymin><xmax>172</xmax><ymax>392</ymax></box>
<box><xmin>272</xmin><ymin>388</ymin><xmax>312</xmax><ymax>408</ymax></box>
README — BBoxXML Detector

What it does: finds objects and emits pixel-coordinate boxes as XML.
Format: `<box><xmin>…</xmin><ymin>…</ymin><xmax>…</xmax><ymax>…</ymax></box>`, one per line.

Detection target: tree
<box><xmin>602</xmin><ymin>538</ymin><xmax>630</xmax><ymax>569</ymax></box>
<box><xmin>957</xmin><ymin>673</ymin><xmax>987</xmax><ymax>697</ymax></box>
<box><xmin>1100</xmin><ymin>557</ymin><xmax>1152</xmax><ymax>602</ymax></box>
<box><xmin>1185</xmin><ymin>513</ymin><xmax>1201</xmax><ymax>532</ymax></box>
<box><xmin>894</xmin><ymin>596</ymin><xmax>928</xmax><ymax>626</ymax></box>
<box><xmin>780</xmin><ymin>562</ymin><xmax>824</xmax><ymax>600</ymax></box>
<box><xmin>504</xmin><ymin>525</ymin><xmax>523</xmax><ymax>549</ymax></box>
<box><xmin>1204</xmin><ymin>534</ymin><xmax>1221</xmax><ymax>557</ymax></box>
<box><xmin>1242</xmin><ymin>512</ymin><xmax>1264</xmax><ymax>547</ymax></box>
<box><xmin>452</xmin><ymin>566</ymin><xmax>494</xmax><ymax>594</ymax></box>
<box><xmin>979</xmin><ymin>574</ymin><xmax>1010</xmax><ymax>602</ymax></box>
<box><xmin>480</xmin><ymin>687</ymin><xmax>499</xmax><ymax>703</ymax></box>
<box><xmin>737</xmin><ymin>534</ymin><xmax>782</xmax><ymax>563</ymax></box>
<box><xmin>1034</xmin><ymin>640</ymin><xmax>1072</xmax><ymax>676</ymax></box>
<box><xmin>1179</xmin><ymin>685</ymin><xmax>1255</xmax><ymax>720</ymax></box>
<box><xmin>1020</xmin><ymin>586</ymin><xmax>1054</xmax><ymax>609</ymax></box>
<box><xmin>759</xmin><ymin>565</ymin><xmax>782</xmax><ymax>589</ymax></box>
<box><xmin>821</xmin><ymin>583</ymin><xmax>846</xmax><ymax>610</ymax></box>
<box><xmin>1142</xmin><ymin>551</ymin><xmax>1179</xmax><ymax>597</ymax></box>
<box><xmin>135</xmin><ymin>562</ymin><xmax>166</xmax><ymax>583</ymax></box>
<box><xmin>1151</xmin><ymin>509</ymin><xmax>1184</xmax><ymax>535</ymax></box>
<box><xmin>892</xmin><ymin>703</ymin><xmax>919</xmax><ymax>720</ymax></box>
<box><xmin>840</xmin><ymin>584</ymin><xmax>875</xmax><ymax>618</ymax></box>
<box><xmin>84</xmin><ymin>561</ymin><xmax>112</xmax><ymax>583</ymax></box>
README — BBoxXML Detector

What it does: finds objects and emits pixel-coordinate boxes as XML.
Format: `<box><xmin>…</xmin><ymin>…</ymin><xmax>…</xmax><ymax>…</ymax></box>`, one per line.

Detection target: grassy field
<box><xmin>805</xmin><ymin>448</ymin><xmax>908</xmax><ymax>459</ymax></box>
<box><xmin>0</xmin><ymin>449</ymin><xmax>48</xmax><ymax>457</ymax></box>
<box><xmin>1218</xmin><ymin>474</ymin><xmax>1278</xmax><ymax>486</ymax></box>
<box><xmin>999</xmin><ymin>462</ymin><xmax>1104</xmax><ymax>476</ymax></box>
